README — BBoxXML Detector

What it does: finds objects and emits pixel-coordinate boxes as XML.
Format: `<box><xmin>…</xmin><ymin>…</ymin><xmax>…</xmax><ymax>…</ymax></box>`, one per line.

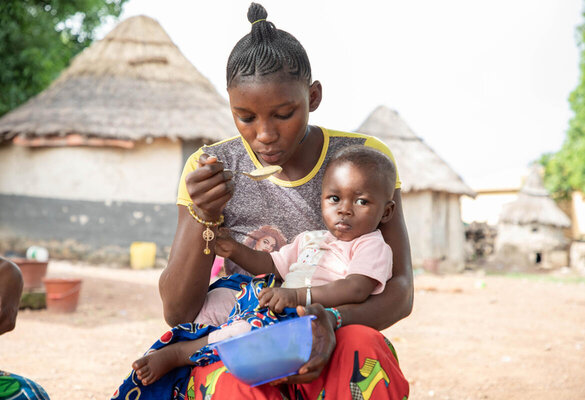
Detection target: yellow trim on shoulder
<box><xmin>363</xmin><ymin>136</ymin><xmax>401</xmax><ymax>189</ymax></box>
<box><xmin>321</xmin><ymin>128</ymin><xmax>401</xmax><ymax>189</ymax></box>
<box><xmin>176</xmin><ymin>128</ymin><xmax>401</xmax><ymax>202</ymax></box>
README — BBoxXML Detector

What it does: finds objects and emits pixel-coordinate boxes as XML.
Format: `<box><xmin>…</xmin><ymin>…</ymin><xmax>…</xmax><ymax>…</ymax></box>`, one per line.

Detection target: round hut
<box><xmin>358</xmin><ymin>106</ymin><xmax>476</xmax><ymax>272</ymax></box>
<box><xmin>495</xmin><ymin>164</ymin><xmax>571</xmax><ymax>269</ymax></box>
<box><xmin>0</xmin><ymin>15</ymin><xmax>237</xmax><ymax>262</ymax></box>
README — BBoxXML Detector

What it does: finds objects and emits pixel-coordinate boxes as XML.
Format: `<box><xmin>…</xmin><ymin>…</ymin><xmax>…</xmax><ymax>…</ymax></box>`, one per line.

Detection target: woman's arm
<box><xmin>336</xmin><ymin>189</ymin><xmax>414</xmax><ymax>330</ymax></box>
<box><xmin>159</xmin><ymin>154</ymin><xmax>235</xmax><ymax>326</ymax></box>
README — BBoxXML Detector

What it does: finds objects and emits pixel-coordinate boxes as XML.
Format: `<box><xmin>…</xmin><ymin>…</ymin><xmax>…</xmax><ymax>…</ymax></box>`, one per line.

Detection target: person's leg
<box><xmin>291</xmin><ymin>325</ymin><xmax>409</xmax><ymax>400</ymax></box>
<box><xmin>133</xmin><ymin>336</ymin><xmax>208</xmax><ymax>385</ymax></box>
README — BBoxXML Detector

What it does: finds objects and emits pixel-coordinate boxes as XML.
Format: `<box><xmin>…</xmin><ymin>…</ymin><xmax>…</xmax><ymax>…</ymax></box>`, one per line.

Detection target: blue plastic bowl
<box><xmin>212</xmin><ymin>315</ymin><xmax>315</xmax><ymax>386</ymax></box>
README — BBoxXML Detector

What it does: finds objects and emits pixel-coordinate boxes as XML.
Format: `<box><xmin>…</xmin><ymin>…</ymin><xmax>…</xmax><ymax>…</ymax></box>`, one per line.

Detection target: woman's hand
<box><xmin>270</xmin><ymin>304</ymin><xmax>337</xmax><ymax>385</ymax></box>
<box><xmin>185</xmin><ymin>153</ymin><xmax>234</xmax><ymax>221</ymax></box>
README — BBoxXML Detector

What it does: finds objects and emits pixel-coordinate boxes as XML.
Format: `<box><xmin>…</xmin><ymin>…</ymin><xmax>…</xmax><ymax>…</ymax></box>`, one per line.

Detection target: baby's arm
<box><xmin>259</xmin><ymin>274</ymin><xmax>377</xmax><ymax>313</ymax></box>
<box><xmin>215</xmin><ymin>230</ymin><xmax>280</xmax><ymax>278</ymax></box>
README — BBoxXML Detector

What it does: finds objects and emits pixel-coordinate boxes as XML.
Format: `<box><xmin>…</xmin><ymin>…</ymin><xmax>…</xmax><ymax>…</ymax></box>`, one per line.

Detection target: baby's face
<box><xmin>321</xmin><ymin>162</ymin><xmax>392</xmax><ymax>241</ymax></box>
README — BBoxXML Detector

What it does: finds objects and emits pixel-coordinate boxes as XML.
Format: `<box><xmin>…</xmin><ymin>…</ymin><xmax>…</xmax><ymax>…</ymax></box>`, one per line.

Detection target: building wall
<box><xmin>447</xmin><ymin>194</ymin><xmax>465</xmax><ymax>271</ymax></box>
<box><xmin>495</xmin><ymin>223</ymin><xmax>569</xmax><ymax>269</ymax></box>
<box><xmin>495</xmin><ymin>223</ymin><xmax>568</xmax><ymax>253</ymax></box>
<box><xmin>402</xmin><ymin>191</ymin><xmax>433</xmax><ymax>266</ymax></box>
<box><xmin>402</xmin><ymin>191</ymin><xmax>466</xmax><ymax>271</ymax></box>
<box><xmin>0</xmin><ymin>138</ymin><xmax>182</xmax><ymax>203</ymax></box>
<box><xmin>0</xmin><ymin>139</ymin><xmax>186</xmax><ymax>259</ymax></box>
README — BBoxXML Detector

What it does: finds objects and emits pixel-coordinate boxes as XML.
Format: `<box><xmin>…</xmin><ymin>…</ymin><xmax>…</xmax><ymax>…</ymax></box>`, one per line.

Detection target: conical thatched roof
<box><xmin>499</xmin><ymin>165</ymin><xmax>571</xmax><ymax>227</ymax></box>
<box><xmin>0</xmin><ymin>15</ymin><xmax>235</xmax><ymax>142</ymax></box>
<box><xmin>358</xmin><ymin>106</ymin><xmax>475</xmax><ymax>196</ymax></box>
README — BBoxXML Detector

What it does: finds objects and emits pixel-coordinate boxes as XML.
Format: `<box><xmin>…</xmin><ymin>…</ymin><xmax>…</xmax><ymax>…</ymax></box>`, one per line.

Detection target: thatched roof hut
<box><xmin>358</xmin><ymin>105</ymin><xmax>474</xmax><ymax>272</ymax></box>
<box><xmin>499</xmin><ymin>165</ymin><xmax>571</xmax><ymax>228</ymax></box>
<box><xmin>0</xmin><ymin>15</ymin><xmax>236</xmax><ymax>263</ymax></box>
<box><xmin>495</xmin><ymin>165</ymin><xmax>571</xmax><ymax>269</ymax></box>
<box><xmin>358</xmin><ymin>106</ymin><xmax>475</xmax><ymax>196</ymax></box>
<box><xmin>0</xmin><ymin>15</ymin><xmax>236</xmax><ymax>145</ymax></box>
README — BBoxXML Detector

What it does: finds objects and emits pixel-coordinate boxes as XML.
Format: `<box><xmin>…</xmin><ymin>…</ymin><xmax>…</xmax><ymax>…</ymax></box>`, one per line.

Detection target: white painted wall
<box><xmin>447</xmin><ymin>194</ymin><xmax>465</xmax><ymax>270</ymax></box>
<box><xmin>402</xmin><ymin>191</ymin><xmax>466</xmax><ymax>271</ymax></box>
<box><xmin>402</xmin><ymin>191</ymin><xmax>433</xmax><ymax>265</ymax></box>
<box><xmin>0</xmin><ymin>139</ymin><xmax>182</xmax><ymax>204</ymax></box>
<box><xmin>495</xmin><ymin>223</ymin><xmax>568</xmax><ymax>253</ymax></box>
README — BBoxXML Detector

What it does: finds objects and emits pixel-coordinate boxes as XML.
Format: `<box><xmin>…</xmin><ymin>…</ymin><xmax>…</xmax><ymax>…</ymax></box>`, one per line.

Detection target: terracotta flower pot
<box><xmin>12</xmin><ymin>258</ymin><xmax>49</xmax><ymax>290</ymax></box>
<box><xmin>42</xmin><ymin>278</ymin><xmax>82</xmax><ymax>313</ymax></box>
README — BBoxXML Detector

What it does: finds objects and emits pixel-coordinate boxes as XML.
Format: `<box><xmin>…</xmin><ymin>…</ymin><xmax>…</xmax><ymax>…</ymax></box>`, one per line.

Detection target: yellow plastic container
<box><xmin>130</xmin><ymin>242</ymin><xmax>157</xmax><ymax>269</ymax></box>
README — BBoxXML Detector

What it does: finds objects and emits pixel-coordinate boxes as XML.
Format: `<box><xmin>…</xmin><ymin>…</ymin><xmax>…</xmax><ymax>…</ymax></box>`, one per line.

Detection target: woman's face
<box><xmin>254</xmin><ymin>235</ymin><xmax>277</xmax><ymax>252</ymax></box>
<box><xmin>227</xmin><ymin>74</ymin><xmax>321</xmax><ymax>167</ymax></box>
<box><xmin>321</xmin><ymin>162</ymin><xmax>394</xmax><ymax>241</ymax></box>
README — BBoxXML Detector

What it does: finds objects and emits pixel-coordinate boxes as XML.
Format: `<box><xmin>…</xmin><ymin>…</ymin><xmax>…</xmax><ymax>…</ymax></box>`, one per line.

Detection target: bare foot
<box><xmin>132</xmin><ymin>345</ymin><xmax>184</xmax><ymax>386</ymax></box>
<box><xmin>132</xmin><ymin>337</ymin><xmax>207</xmax><ymax>386</ymax></box>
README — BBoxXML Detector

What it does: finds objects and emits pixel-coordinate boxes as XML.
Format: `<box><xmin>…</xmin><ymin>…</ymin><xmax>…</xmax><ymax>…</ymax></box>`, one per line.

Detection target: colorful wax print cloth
<box><xmin>112</xmin><ymin>274</ymin><xmax>297</xmax><ymax>400</ymax></box>
<box><xmin>0</xmin><ymin>371</ymin><xmax>50</xmax><ymax>400</ymax></box>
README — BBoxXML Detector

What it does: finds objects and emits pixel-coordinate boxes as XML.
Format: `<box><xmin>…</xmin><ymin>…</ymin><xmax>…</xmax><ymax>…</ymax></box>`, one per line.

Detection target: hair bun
<box><xmin>247</xmin><ymin>2</ymin><xmax>268</xmax><ymax>24</ymax></box>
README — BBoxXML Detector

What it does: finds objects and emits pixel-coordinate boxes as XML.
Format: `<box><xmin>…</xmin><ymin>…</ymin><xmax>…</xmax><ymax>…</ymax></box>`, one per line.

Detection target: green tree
<box><xmin>541</xmin><ymin>8</ymin><xmax>585</xmax><ymax>199</ymax></box>
<box><xmin>0</xmin><ymin>0</ymin><xmax>128</xmax><ymax>117</ymax></box>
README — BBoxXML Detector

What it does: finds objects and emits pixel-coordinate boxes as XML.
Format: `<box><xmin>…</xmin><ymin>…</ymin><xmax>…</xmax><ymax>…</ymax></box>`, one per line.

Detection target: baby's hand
<box><xmin>258</xmin><ymin>287</ymin><xmax>300</xmax><ymax>314</ymax></box>
<box><xmin>214</xmin><ymin>228</ymin><xmax>238</xmax><ymax>258</ymax></box>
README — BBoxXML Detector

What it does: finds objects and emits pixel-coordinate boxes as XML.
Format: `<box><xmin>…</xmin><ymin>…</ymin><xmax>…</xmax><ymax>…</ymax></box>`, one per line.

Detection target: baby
<box><xmin>132</xmin><ymin>145</ymin><xmax>397</xmax><ymax>385</ymax></box>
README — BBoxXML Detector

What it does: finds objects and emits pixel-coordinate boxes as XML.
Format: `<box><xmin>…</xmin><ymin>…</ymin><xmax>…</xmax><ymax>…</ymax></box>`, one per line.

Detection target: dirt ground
<box><xmin>1</xmin><ymin>261</ymin><xmax>584</xmax><ymax>400</ymax></box>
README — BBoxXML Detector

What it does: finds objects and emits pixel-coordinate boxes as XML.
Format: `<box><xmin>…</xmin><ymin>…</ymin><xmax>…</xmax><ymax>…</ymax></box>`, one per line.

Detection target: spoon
<box><xmin>232</xmin><ymin>165</ymin><xmax>282</xmax><ymax>181</ymax></box>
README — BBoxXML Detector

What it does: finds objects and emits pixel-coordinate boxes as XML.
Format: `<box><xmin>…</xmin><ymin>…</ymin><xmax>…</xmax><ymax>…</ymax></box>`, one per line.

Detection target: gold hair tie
<box><xmin>187</xmin><ymin>203</ymin><xmax>224</xmax><ymax>255</ymax></box>
<box><xmin>251</xmin><ymin>18</ymin><xmax>266</xmax><ymax>25</ymax></box>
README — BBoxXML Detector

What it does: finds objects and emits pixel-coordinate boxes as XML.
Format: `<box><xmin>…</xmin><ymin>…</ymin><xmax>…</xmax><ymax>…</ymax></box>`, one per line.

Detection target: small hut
<box><xmin>358</xmin><ymin>106</ymin><xmax>476</xmax><ymax>272</ymax></box>
<box><xmin>0</xmin><ymin>15</ymin><xmax>236</xmax><ymax>262</ymax></box>
<box><xmin>495</xmin><ymin>165</ymin><xmax>571</xmax><ymax>269</ymax></box>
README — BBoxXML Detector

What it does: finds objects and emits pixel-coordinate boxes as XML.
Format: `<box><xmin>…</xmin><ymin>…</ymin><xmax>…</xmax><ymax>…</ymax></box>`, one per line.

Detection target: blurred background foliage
<box><xmin>0</xmin><ymin>0</ymin><xmax>128</xmax><ymax>117</ymax></box>
<box><xmin>541</xmin><ymin>5</ymin><xmax>585</xmax><ymax>199</ymax></box>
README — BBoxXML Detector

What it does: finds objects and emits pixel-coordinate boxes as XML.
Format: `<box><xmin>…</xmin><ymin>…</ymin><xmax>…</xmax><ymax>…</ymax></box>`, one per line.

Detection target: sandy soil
<box><xmin>1</xmin><ymin>261</ymin><xmax>584</xmax><ymax>400</ymax></box>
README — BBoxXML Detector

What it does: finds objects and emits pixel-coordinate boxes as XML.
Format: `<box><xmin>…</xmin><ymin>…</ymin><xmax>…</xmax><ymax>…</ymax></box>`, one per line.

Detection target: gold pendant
<box><xmin>202</xmin><ymin>226</ymin><xmax>214</xmax><ymax>255</ymax></box>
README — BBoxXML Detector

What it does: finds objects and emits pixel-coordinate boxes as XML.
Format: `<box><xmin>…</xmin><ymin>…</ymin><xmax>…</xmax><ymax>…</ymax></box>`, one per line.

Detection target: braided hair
<box><xmin>226</xmin><ymin>3</ymin><xmax>312</xmax><ymax>87</ymax></box>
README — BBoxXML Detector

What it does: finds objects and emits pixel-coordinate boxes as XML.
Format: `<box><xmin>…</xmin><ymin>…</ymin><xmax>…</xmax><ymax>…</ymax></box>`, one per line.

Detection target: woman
<box><xmin>159</xmin><ymin>3</ymin><xmax>413</xmax><ymax>399</ymax></box>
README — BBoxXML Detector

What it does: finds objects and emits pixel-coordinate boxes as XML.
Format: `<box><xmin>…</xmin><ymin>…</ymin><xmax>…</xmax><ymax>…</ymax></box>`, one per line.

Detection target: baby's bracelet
<box><xmin>187</xmin><ymin>203</ymin><xmax>224</xmax><ymax>255</ymax></box>
<box><xmin>325</xmin><ymin>307</ymin><xmax>342</xmax><ymax>330</ymax></box>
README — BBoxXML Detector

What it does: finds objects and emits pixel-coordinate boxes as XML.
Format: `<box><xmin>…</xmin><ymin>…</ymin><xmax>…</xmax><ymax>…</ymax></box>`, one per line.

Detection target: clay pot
<box><xmin>12</xmin><ymin>258</ymin><xmax>49</xmax><ymax>290</ymax></box>
<box><xmin>42</xmin><ymin>278</ymin><xmax>82</xmax><ymax>313</ymax></box>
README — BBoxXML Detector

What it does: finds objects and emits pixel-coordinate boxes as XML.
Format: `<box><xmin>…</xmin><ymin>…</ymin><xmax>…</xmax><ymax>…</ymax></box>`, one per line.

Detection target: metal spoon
<box><xmin>232</xmin><ymin>165</ymin><xmax>282</xmax><ymax>181</ymax></box>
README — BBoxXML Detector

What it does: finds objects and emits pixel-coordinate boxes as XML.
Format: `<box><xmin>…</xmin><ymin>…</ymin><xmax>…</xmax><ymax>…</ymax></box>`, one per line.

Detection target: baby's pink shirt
<box><xmin>271</xmin><ymin>230</ymin><xmax>392</xmax><ymax>295</ymax></box>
